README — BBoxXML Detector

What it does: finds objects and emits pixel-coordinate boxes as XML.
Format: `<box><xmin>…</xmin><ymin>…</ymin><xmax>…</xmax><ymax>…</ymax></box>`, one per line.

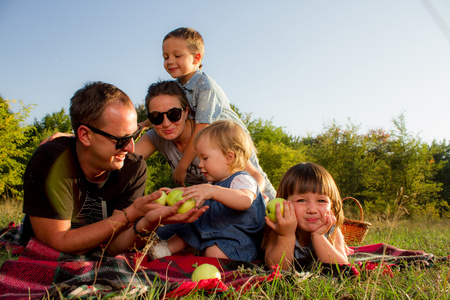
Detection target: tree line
<box><xmin>2</xmin><ymin>96</ymin><xmax>449</xmax><ymax>219</ymax></box>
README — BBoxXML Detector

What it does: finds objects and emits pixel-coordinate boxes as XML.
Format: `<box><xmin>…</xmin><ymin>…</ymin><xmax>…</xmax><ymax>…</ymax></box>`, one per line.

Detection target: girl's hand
<box><xmin>182</xmin><ymin>184</ymin><xmax>215</xmax><ymax>207</ymax></box>
<box><xmin>265</xmin><ymin>202</ymin><xmax>297</xmax><ymax>237</ymax></box>
<box><xmin>312</xmin><ymin>211</ymin><xmax>336</xmax><ymax>236</ymax></box>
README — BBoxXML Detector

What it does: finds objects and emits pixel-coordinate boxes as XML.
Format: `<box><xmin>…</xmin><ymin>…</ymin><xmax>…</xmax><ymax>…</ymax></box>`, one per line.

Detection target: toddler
<box><xmin>153</xmin><ymin>120</ymin><xmax>266</xmax><ymax>261</ymax></box>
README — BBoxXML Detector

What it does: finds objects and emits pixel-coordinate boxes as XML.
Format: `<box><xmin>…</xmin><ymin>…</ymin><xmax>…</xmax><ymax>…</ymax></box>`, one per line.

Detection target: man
<box><xmin>22</xmin><ymin>81</ymin><xmax>206</xmax><ymax>256</ymax></box>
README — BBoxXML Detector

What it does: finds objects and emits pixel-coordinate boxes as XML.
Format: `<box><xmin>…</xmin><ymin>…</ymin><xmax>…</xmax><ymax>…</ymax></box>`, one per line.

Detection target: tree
<box><xmin>431</xmin><ymin>140</ymin><xmax>450</xmax><ymax>205</ymax></box>
<box><xmin>381</xmin><ymin>114</ymin><xmax>442</xmax><ymax>216</ymax></box>
<box><xmin>243</xmin><ymin>115</ymin><xmax>306</xmax><ymax>189</ymax></box>
<box><xmin>33</xmin><ymin>108</ymin><xmax>71</xmax><ymax>135</ymax></box>
<box><xmin>135</xmin><ymin>103</ymin><xmax>148</xmax><ymax>124</ymax></box>
<box><xmin>0</xmin><ymin>97</ymin><xmax>36</xmax><ymax>196</ymax></box>
<box><xmin>305</xmin><ymin>121</ymin><xmax>374</xmax><ymax>200</ymax></box>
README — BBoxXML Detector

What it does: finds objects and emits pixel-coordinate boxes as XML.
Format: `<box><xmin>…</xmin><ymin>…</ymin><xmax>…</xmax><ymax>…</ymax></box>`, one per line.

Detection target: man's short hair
<box><xmin>69</xmin><ymin>81</ymin><xmax>133</xmax><ymax>135</ymax></box>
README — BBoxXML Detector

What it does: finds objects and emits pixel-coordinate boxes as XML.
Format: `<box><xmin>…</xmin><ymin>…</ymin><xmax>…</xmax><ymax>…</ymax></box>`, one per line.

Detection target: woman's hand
<box><xmin>172</xmin><ymin>165</ymin><xmax>187</xmax><ymax>187</ymax></box>
<box><xmin>40</xmin><ymin>132</ymin><xmax>74</xmax><ymax>145</ymax></box>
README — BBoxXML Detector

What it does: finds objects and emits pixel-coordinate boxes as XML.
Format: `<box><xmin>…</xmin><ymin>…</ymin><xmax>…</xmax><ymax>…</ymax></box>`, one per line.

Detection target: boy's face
<box><xmin>162</xmin><ymin>37</ymin><xmax>201</xmax><ymax>85</ymax></box>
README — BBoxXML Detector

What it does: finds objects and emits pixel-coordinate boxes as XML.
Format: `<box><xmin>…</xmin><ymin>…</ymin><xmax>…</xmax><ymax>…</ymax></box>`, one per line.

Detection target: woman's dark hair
<box><xmin>145</xmin><ymin>80</ymin><xmax>192</xmax><ymax>114</ymax></box>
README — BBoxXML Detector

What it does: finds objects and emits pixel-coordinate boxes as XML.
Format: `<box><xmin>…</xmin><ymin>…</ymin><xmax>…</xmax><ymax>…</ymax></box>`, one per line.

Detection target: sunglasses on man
<box><xmin>147</xmin><ymin>107</ymin><xmax>184</xmax><ymax>126</ymax></box>
<box><xmin>82</xmin><ymin>124</ymin><xmax>142</xmax><ymax>149</ymax></box>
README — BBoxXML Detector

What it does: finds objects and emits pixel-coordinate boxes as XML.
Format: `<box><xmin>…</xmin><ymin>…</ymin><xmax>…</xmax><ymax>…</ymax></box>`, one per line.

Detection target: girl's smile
<box><xmin>287</xmin><ymin>192</ymin><xmax>332</xmax><ymax>232</ymax></box>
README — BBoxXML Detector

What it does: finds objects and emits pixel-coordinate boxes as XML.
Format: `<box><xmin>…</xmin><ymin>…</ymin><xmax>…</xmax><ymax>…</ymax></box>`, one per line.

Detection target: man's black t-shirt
<box><xmin>22</xmin><ymin>137</ymin><xmax>147</xmax><ymax>236</ymax></box>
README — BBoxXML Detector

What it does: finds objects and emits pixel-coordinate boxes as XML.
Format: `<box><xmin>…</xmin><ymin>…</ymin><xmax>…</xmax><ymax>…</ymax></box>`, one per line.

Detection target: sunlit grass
<box><xmin>0</xmin><ymin>195</ymin><xmax>24</xmax><ymax>229</ymax></box>
<box><xmin>1</xmin><ymin>197</ymin><xmax>449</xmax><ymax>299</ymax></box>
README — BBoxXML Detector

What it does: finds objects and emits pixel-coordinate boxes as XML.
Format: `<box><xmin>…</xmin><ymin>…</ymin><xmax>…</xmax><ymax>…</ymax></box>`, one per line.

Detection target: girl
<box><xmin>152</xmin><ymin>120</ymin><xmax>266</xmax><ymax>261</ymax></box>
<box><xmin>263</xmin><ymin>162</ymin><xmax>349</xmax><ymax>270</ymax></box>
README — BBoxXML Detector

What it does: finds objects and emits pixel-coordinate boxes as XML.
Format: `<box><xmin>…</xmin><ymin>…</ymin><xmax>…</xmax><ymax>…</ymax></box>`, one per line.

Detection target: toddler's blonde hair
<box><xmin>194</xmin><ymin>120</ymin><xmax>255</xmax><ymax>172</ymax></box>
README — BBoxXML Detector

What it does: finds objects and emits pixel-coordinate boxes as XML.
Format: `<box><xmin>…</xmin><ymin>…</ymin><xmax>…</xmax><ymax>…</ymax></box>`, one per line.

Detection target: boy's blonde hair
<box><xmin>164</xmin><ymin>27</ymin><xmax>204</xmax><ymax>67</ymax></box>
<box><xmin>194</xmin><ymin>120</ymin><xmax>255</xmax><ymax>172</ymax></box>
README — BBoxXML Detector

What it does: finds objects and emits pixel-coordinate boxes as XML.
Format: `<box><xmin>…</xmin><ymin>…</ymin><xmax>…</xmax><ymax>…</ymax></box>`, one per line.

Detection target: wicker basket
<box><xmin>340</xmin><ymin>197</ymin><xmax>371</xmax><ymax>245</ymax></box>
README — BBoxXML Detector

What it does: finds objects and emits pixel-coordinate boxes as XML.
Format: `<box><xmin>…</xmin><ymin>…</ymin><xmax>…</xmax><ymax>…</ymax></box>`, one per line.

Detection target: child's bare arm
<box><xmin>264</xmin><ymin>203</ymin><xmax>297</xmax><ymax>270</ymax></box>
<box><xmin>183</xmin><ymin>184</ymin><xmax>255</xmax><ymax>211</ymax></box>
<box><xmin>173</xmin><ymin>123</ymin><xmax>208</xmax><ymax>186</ymax></box>
<box><xmin>310</xmin><ymin>214</ymin><xmax>348</xmax><ymax>264</ymax></box>
<box><xmin>264</xmin><ymin>232</ymin><xmax>296</xmax><ymax>270</ymax></box>
<box><xmin>244</xmin><ymin>161</ymin><xmax>265</xmax><ymax>192</ymax></box>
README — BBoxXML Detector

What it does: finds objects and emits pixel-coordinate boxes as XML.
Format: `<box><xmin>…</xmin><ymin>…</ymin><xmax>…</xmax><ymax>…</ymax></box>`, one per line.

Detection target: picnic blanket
<box><xmin>0</xmin><ymin>223</ymin><xmax>447</xmax><ymax>299</ymax></box>
<box><xmin>0</xmin><ymin>223</ymin><xmax>280</xmax><ymax>299</ymax></box>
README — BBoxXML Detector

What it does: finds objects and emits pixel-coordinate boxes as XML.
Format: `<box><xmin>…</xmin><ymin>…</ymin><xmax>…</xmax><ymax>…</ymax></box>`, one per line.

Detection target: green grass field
<box><xmin>1</xmin><ymin>198</ymin><xmax>449</xmax><ymax>299</ymax></box>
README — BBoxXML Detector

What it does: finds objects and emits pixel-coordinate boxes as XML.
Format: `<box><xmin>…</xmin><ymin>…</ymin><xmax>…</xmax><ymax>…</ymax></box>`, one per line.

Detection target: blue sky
<box><xmin>1</xmin><ymin>0</ymin><xmax>449</xmax><ymax>143</ymax></box>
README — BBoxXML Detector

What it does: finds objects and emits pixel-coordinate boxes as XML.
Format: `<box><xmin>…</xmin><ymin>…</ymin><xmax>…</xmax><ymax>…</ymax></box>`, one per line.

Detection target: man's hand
<box><xmin>126</xmin><ymin>191</ymin><xmax>173</xmax><ymax>221</ymax></box>
<box><xmin>140</xmin><ymin>198</ymin><xmax>209</xmax><ymax>230</ymax></box>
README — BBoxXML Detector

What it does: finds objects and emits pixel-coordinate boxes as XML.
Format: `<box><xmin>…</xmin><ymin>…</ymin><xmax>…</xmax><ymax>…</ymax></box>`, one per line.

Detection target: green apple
<box><xmin>166</xmin><ymin>189</ymin><xmax>183</xmax><ymax>206</ymax></box>
<box><xmin>266</xmin><ymin>198</ymin><xmax>285</xmax><ymax>223</ymax></box>
<box><xmin>177</xmin><ymin>197</ymin><xmax>196</xmax><ymax>214</ymax></box>
<box><xmin>154</xmin><ymin>191</ymin><xmax>167</xmax><ymax>205</ymax></box>
<box><xmin>191</xmin><ymin>263</ymin><xmax>221</xmax><ymax>282</ymax></box>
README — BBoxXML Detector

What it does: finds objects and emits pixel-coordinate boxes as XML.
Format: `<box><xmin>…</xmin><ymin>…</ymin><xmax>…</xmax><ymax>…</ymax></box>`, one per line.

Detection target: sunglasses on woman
<box><xmin>147</xmin><ymin>107</ymin><xmax>184</xmax><ymax>125</ymax></box>
<box><xmin>82</xmin><ymin>124</ymin><xmax>142</xmax><ymax>149</ymax></box>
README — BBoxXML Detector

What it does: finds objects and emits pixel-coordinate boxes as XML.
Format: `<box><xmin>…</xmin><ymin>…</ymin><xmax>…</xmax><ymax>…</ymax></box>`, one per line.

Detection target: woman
<box><xmin>137</xmin><ymin>80</ymin><xmax>276</xmax><ymax>200</ymax></box>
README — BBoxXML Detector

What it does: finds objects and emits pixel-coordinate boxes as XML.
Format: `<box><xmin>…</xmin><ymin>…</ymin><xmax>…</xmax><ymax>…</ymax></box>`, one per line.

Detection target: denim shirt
<box><xmin>176</xmin><ymin>70</ymin><xmax>276</xmax><ymax>199</ymax></box>
<box><xmin>176</xmin><ymin>171</ymin><xmax>266</xmax><ymax>261</ymax></box>
<box><xmin>176</xmin><ymin>69</ymin><xmax>246</xmax><ymax>129</ymax></box>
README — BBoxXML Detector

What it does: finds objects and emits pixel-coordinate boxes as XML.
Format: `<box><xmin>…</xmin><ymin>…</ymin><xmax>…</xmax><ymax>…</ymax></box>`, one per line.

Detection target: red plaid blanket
<box><xmin>0</xmin><ymin>224</ymin><xmax>279</xmax><ymax>299</ymax></box>
<box><xmin>0</xmin><ymin>223</ymin><xmax>446</xmax><ymax>299</ymax></box>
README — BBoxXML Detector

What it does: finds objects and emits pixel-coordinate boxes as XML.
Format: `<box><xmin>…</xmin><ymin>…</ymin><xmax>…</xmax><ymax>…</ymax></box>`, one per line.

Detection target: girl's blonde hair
<box><xmin>194</xmin><ymin>120</ymin><xmax>255</xmax><ymax>172</ymax></box>
<box><xmin>277</xmin><ymin>162</ymin><xmax>344</xmax><ymax>241</ymax></box>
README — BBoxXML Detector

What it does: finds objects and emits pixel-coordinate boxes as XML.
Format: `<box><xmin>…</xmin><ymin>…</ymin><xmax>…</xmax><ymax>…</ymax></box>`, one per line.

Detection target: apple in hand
<box><xmin>166</xmin><ymin>189</ymin><xmax>183</xmax><ymax>206</ymax></box>
<box><xmin>154</xmin><ymin>191</ymin><xmax>167</xmax><ymax>205</ymax></box>
<box><xmin>177</xmin><ymin>197</ymin><xmax>196</xmax><ymax>214</ymax></box>
<box><xmin>266</xmin><ymin>198</ymin><xmax>285</xmax><ymax>223</ymax></box>
<box><xmin>191</xmin><ymin>263</ymin><xmax>221</xmax><ymax>282</ymax></box>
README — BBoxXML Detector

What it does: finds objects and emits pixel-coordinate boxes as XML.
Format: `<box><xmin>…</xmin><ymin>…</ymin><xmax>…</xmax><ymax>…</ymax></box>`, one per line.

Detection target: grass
<box><xmin>1</xmin><ymin>198</ymin><xmax>449</xmax><ymax>299</ymax></box>
<box><xmin>0</xmin><ymin>195</ymin><xmax>24</xmax><ymax>228</ymax></box>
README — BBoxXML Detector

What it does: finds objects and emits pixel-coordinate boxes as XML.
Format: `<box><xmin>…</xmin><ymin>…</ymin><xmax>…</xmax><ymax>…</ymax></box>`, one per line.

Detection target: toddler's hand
<box><xmin>182</xmin><ymin>184</ymin><xmax>214</xmax><ymax>207</ymax></box>
<box><xmin>265</xmin><ymin>202</ymin><xmax>297</xmax><ymax>237</ymax></box>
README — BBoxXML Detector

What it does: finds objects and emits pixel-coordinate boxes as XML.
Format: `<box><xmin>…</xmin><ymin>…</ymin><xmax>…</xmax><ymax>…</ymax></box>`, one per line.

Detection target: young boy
<box><xmin>141</xmin><ymin>27</ymin><xmax>276</xmax><ymax>200</ymax></box>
